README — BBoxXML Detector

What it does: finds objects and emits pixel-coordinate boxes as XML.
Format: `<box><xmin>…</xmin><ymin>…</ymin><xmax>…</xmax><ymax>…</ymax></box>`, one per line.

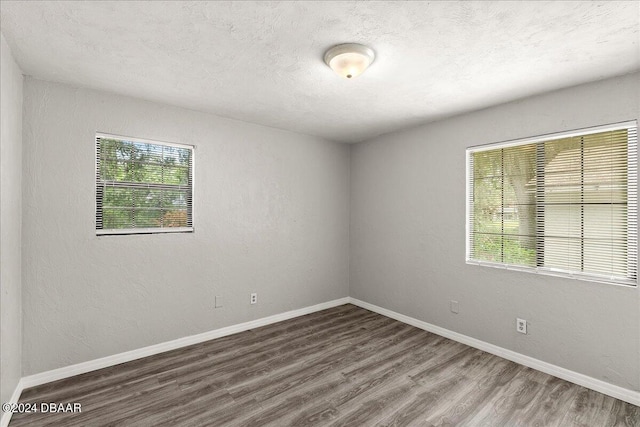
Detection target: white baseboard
<box><xmin>20</xmin><ymin>297</ymin><xmax>350</xmax><ymax>390</ymax></box>
<box><xmin>1</xmin><ymin>378</ymin><xmax>24</xmax><ymax>427</ymax></box>
<box><xmin>348</xmin><ymin>297</ymin><xmax>640</xmax><ymax>407</ymax></box>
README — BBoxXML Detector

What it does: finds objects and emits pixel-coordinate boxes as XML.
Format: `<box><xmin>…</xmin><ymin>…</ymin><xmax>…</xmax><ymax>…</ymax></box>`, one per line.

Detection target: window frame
<box><xmin>466</xmin><ymin>121</ymin><xmax>638</xmax><ymax>287</ymax></box>
<box><xmin>95</xmin><ymin>132</ymin><xmax>195</xmax><ymax>236</ymax></box>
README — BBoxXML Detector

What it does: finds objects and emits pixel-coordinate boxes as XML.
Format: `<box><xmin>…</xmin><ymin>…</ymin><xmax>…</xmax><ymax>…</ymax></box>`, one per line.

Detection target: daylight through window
<box><xmin>96</xmin><ymin>134</ymin><xmax>194</xmax><ymax>235</ymax></box>
<box><xmin>466</xmin><ymin>122</ymin><xmax>637</xmax><ymax>286</ymax></box>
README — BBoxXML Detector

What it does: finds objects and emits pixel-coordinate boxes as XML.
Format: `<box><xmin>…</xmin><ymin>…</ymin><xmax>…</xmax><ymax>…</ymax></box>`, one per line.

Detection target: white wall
<box><xmin>22</xmin><ymin>78</ymin><xmax>350</xmax><ymax>375</ymax></box>
<box><xmin>350</xmin><ymin>72</ymin><xmax>640</xmax><ymax>391</ymax></box>
<box><xmin>0</xmin><ymin>34</ymin><xmax>23</xmax><ymax>404</ymax></box>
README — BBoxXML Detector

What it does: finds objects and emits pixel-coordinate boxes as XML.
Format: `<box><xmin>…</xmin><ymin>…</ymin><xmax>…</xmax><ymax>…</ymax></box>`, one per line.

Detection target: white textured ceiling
<box><xmin>1</xmin><ymin>1</ymin><xmax>638</xmax><ymax>143</ymax></box>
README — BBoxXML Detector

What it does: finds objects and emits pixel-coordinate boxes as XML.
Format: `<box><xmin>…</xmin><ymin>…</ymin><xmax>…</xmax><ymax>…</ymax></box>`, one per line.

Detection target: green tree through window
<box><xmin>96</xmin><ymin>135</ymin><xmax>193</xmax><ymax>234</ymax></box>
<box><xmin>468</xmin><ymin>124</ymin><xmax>637</xmax><ymax>285</ymax></box>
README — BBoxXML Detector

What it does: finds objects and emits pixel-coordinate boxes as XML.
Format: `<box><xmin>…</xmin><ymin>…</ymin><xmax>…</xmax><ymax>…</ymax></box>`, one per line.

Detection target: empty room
<box><xmin>1</xmin><ymin>1</ymin><xmax>639</xmax><ymax>426</ymax></box>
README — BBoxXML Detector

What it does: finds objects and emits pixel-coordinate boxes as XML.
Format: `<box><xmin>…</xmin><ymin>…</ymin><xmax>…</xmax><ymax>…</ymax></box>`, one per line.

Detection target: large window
<box><xmin>466</xmin><ymin>122</ymin><xmax>637</xmax><ymax>286</ymax></box>
<box><xmin>96</xmin><ymin>134</ymin><xmax>194</xmax><ymax>235</ymax></box>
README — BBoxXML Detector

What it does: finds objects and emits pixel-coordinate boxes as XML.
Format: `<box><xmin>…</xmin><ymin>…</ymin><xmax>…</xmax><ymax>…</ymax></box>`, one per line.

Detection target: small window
<box><xmin>96</xmin><ymin>133</ymin><xmax>194</xmax><ymax>235</ymax></box>
<box><xmin>466</xmin><ymin>121</ymin><xmax>637</xmax><ymax>286</ymax></box>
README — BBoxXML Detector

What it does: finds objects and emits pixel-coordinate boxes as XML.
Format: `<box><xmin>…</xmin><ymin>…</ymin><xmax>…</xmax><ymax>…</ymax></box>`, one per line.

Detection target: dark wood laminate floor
<box><xmin>10</xmin><ymin>304</ymin><xmax>640</xmax><ymax>427</ymax></box>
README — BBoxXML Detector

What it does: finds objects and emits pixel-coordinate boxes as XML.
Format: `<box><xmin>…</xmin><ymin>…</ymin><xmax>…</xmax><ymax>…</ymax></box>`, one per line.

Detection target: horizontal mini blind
<box><xmin>96</xmin><ymin>134</ymin><xmax>194</xmax><ymax>235</ymax></box>
<box><xmin>467</xmin><ymin>122</ymin><xmax>637</xmax><ymax>286</ymax></box>
<box><xmin>468</xmin><ymin>144</ymin><xmax>538</xmax><ymax>267</ymax></box>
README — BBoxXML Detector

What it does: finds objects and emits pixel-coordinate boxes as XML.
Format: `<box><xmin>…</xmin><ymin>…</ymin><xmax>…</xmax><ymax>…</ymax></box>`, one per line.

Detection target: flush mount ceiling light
<box><xmin>324</xmin><ymin>43</ymin><xmax>375</xmax><ymax>79</ymax></box>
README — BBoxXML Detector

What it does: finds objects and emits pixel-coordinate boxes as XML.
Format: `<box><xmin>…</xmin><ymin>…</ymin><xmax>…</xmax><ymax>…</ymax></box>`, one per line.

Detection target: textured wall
<box><xmin>0</xmin><ymin>34</ymin><xmax>23</xmax><ymax>404</ymax></box>
<box><xmin>22</xmin><ymin>79</ymin><xmax>350</xmax><ymax>375</ymax></box>
<box><xmin>350</xmin><ymin>72</ymin><xmax>640</xmax><ymax>391</ymax></box>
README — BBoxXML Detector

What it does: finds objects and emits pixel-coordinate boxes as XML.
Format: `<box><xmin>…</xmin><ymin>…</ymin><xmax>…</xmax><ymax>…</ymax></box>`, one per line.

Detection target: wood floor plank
<box><xmin>158</xmin><ymin>310</ymin><xmax>380</xmax><ymax>388</ymax></box>
<box><xmin>559</xmin><ymin>388</ymin><xmax>640</xmax><ymax>427</ymax></box>
<box><xmin>10</xmin><ymin>304</ymin><xmax>639</xmax><ymax>427</ymax></box>
<box><xmin>510</xmin><ymin>375</ymin><xmax>580</xmax><ymax>426</ymax></box>
<box><xmin>465</xmin><ymin>372</ymin><xmax>546</xmax><ymax>426</ymax></box>
<box><xmin>422</xmin><ymin>360</ymin><xmax>525</xmax><ymax>426</ymax></box>
<box><xmin>375</xmin><ymin>374</ymin><xmax>472</xmax><ymax>427</ymax></box>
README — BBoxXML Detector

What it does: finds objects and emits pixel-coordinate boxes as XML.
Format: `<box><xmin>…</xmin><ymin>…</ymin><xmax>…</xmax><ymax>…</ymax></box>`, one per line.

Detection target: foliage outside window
<box><xmin>96</xmin><ymin>134</ymin><xmax>194</xmax><ymax>235</ymax></box>
<box><xmin>466</xmin><ymin>122</ymin><xmax>637</xmax><ymax>286</ymax></box>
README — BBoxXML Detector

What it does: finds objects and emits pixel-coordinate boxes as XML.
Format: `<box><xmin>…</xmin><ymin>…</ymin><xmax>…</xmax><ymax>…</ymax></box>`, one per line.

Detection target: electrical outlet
<box><xmin>450</xmin><ymin>300</ymin><xmax>459</xmax><ymax>314</ymax></box>
<box><xmin>215</xmin><ymin>295</ymin><xmax>223</xmax><ymax>308</ymax></box>
<box><xmin>250</xmin><ymin>293</ymin><xmax>257</xmax><ymax>305</ymax></box>
<box><xmin>516</xmin><ymin>318</ymin><xmax>527</xmax><ymax>334</ymax></box>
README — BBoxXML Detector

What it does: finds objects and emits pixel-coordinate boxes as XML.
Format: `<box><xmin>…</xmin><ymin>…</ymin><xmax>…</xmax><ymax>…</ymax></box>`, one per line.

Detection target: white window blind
<box><xmin>96</xmin><ymin>133</ymin><xmax>194</xmax><ymax>235</ymax></box>
<box><xmin>466</xmin><ymin>122</ymin><xmax>637</xmax><ymax>286</ymax></box>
